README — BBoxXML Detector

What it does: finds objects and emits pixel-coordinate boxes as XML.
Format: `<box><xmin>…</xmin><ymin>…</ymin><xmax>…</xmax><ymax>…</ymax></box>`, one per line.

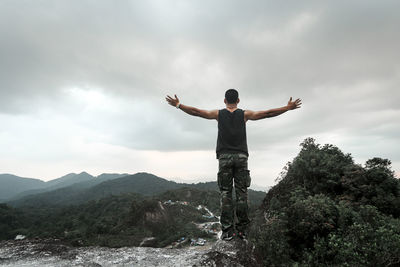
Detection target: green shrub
<box><xmin>250</xmin><ymin>138</ymin><xmax>400</xmax><ymax>266</ymax></box>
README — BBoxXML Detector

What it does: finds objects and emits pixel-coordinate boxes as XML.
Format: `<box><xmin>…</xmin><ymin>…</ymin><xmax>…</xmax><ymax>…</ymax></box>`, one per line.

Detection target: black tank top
<box><xmin>216</xmin><ymin>108</ymin><xmax>248</xmax><ymax>158</ymax></box>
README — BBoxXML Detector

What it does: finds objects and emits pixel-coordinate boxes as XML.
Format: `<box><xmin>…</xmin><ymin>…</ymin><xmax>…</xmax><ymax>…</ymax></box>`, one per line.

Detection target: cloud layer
<box><xmin>1</xmin><ymin>1</ymin><xmax>399</xmax><ymax>185</ymax></box>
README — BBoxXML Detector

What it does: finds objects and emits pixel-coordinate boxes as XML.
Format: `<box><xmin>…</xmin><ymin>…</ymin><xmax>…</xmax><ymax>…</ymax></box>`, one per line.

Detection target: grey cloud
<box><xmin>0</xmin><ymin>1</ymin><xmax>399</xmax><ymax>176</ymax></box>
<box><xmin>2</xmin><ymin>1</ymin><xmax>399</xmax><ymax>104</ymax></box>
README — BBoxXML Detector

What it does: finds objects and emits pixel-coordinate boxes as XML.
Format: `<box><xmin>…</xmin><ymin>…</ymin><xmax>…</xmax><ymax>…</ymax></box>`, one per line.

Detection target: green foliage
<box><xmin>250</xmin><ymin>138</ymin><xmax>400</xmax><ymax>266</ymax></box>
<box><xmin>286</xmin><ymin>194</ymin><xmax>338</xmax><ymax>257</ymax></box>
<box><xmin>0</xmin><ymin>187</ymin><xmax>219</xmax><ymax>248</ymax></box>
<box><xmin>0</xmin><ymin>203</ymin><xmax>24</xmax><ymax>239</ymax></box>
<box><xmin>301</xmin><ymin>205</ymin><xmax>400</xmax><ymax>266</ymax></box>
<box><xmin>251</xmin><ymin>214</ymin><xmax>293</xmax><ymax>266</ymax></box>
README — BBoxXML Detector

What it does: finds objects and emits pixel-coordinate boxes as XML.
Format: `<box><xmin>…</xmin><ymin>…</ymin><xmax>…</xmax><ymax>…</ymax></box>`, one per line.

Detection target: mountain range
<box><xmin>1</xmin><ymin>172</ymin><xmax>267</xmax><ymax>209</ymax></box>
<box><xmin>0</xmin><ymin>172</ymin><xmax>128</xmax><ymax>202</ymax></box>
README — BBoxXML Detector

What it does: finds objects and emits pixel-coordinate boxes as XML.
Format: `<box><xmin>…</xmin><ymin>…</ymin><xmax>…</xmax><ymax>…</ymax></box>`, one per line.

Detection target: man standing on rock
<box><xmin>166</xmin><ymin>89</ymin><xmax>301</xmax><ymax>240</ymax></box>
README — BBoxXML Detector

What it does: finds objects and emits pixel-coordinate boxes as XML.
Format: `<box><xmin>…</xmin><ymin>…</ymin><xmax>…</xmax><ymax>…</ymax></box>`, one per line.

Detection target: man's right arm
<box><xmin>179</xmin><ymin>103</ymin><xmax>218</xmax><ymax>120</ymax></box>
<box><xmin>166</xmin><ymin>94</ymin><xmax>218</xmax><ymax>120</ymax></box>
<box><xmin>245</xmin><ymin>97</ymin><xmax>301</xmax><ymax>121</ymax></box>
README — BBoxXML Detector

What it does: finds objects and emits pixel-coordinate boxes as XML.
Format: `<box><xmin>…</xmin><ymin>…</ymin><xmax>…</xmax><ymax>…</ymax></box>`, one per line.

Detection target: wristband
<box><xmin>176</xmin><ymin>103</ymin><xmax>181</xmax><ymax>109</ymax></box>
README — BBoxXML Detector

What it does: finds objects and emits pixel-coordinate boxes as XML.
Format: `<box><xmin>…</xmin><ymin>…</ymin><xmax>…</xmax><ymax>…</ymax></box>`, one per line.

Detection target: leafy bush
<box><xmin>250</xmin><ymin>138</ymin><xmax>400</xmax><ymax>266</ymax></box>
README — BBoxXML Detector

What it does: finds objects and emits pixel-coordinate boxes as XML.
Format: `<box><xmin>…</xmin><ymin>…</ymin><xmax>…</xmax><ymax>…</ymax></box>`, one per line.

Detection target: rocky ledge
<box><xmin>0</xmin><ymin>238</ymin><xmax>259</xmax><ymax>267</ymax></box>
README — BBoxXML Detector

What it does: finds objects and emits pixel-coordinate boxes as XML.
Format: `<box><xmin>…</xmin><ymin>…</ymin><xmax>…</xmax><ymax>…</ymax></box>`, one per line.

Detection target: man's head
<box><xmin>224</xmin><ymin>89</ymin><xmax>240</xmax><ymax>105</ymax></box>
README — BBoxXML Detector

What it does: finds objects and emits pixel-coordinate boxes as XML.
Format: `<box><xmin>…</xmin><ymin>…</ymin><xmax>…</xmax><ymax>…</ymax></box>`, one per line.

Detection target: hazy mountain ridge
<box><xmin>0</xmin><ymin>174</ymin><xmax>46</xmax><ymax>201</ymax></box>
<box><xmin>2</xmin><ymin>172</ymin><xmax>130</xmax><ymax>201</ymax></box>
<box><xmin>6</xmin><ymin>172</ymin><xmax>266</xmax><ymax>209</ymax></box>
<box><xmin>1</xmin><ymin>170</ymin><xmax>269</xmax><ymax>208</ymax></box>
<box><xmin>44</xmin><ymin>171</ymin><xmax>94</xmax><ymax>188</ymax></box>
<box><xmin>6</xmin><ymin>173</ymin><xmax>176</xmax><ymax>207</ymax></box>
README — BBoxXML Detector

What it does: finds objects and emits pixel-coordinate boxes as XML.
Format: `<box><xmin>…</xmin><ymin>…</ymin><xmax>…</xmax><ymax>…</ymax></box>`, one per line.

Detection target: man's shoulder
<box><xmin>219</xmin><ymin>108</ymin><xmax>245</xmax><ymax>112</ymax></box>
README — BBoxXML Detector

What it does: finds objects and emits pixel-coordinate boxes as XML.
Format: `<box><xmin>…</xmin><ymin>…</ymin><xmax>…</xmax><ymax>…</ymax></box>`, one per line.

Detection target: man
<box><xmin>165</xmin><ymin>89</ymin><xmax>301</xmax><ymax>240</ymax></box>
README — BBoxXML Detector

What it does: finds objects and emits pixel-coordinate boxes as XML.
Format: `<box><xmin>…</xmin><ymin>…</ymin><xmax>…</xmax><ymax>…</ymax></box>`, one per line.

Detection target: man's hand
<box><xmin>287</xmin><ymin>97</ymin><xmax>302</xmax><ymax>110</ymax></box>
<box><xmin>166</xmin><ymin>94</ymin><xmax>180</xmax><ymax>108</ymax></box>
<box><xmin>245</xmin><ymin>96</ymin><xmax>302</xmax><ymax>121</ymax></box>
<box><xmin>165</xmin><ymin>93</ymin><xmax>218</xmax><ymax>120</ymax></box>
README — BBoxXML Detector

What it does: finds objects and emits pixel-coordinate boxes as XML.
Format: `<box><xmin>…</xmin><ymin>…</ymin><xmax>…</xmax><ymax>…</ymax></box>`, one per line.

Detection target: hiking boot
<box><xmin>221</xmin><ymin>230</ymin><xmax>236</xmax><ymax>241</ymax></box>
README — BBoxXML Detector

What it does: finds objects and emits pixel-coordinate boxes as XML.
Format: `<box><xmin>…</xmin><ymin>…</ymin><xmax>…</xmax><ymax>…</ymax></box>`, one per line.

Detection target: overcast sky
<box><xmin>1</xmin><ymin>0</ymin><xmax>399</xmax><ymax>187</ymax></box>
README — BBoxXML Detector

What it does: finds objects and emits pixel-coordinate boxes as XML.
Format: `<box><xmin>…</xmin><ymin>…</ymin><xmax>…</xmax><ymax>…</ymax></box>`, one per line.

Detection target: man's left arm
<box><xmin>166</xmin><ymin>94</ymin><xmax>218</xmax><ymax>120</ymax></box>
<box><xmin>244</xmin><ymin>97</ymin><xmax>302</xmax><ymax>121</ymax></box>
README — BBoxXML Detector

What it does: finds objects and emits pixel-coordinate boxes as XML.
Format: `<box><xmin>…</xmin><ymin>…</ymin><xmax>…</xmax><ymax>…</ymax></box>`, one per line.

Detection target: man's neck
<box><xmin>225</xmin><ymin>104</ymin><xmax>238</xmax><ymax>112</ymax></box>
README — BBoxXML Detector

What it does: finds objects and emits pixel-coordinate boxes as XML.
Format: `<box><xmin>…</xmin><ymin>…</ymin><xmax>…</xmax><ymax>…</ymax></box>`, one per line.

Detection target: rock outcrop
<box><xmin>0</xmin><ymin>237</ymin><xmax>260</xmax><ymax>267</ymax></box>
<box><xmin>197</xmin><ymin>239</ymin><xmax>260</xmax><ymax>267</ymax></box>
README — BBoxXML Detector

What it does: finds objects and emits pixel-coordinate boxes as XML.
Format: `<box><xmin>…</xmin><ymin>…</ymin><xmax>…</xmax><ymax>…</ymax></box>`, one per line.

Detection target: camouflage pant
<box><xmin>217</xmin><ymin>153</ymin><xmax>251</xmax><ymax>233</ymax></box>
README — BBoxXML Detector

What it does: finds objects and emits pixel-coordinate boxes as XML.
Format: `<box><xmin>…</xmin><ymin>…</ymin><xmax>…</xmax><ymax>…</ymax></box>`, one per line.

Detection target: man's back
<box><xmin>216</xmin><ymin>108</ymin><xmax>248</xmax><ymax>159</ymax></box>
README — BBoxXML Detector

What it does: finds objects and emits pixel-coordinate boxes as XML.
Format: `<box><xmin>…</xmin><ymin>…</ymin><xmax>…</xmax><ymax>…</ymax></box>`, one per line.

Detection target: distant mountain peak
<box><xmin>135</xmin><ymin>171</ymin><xmax>156</xmax><ymax>176</ymax></box>
<box><xmin>58</xmin><ymin>173</ymin><xmax>77</xmax><ymax>179</ymax></box>
<box><xmin>43</xmin><ymin>172</ymin><xmax>94</xmax><ymax>190</ymax></box>
<box><xmin>0</xmin><ymin>174</ymin><xmax>46</xmax><ymax>200</ymax></box>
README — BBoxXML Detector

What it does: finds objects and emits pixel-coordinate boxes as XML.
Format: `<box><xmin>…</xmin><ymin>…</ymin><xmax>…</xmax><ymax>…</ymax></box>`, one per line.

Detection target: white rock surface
<box><xmin>0</xmin><ymin>237</ymin><xmax>258</xmax><ymax>267</ymax></box>
<box><xmin>0</xmin><ymin>238</ymin><xmax>213</xmax><ymax>267</ymax></box>
<box><xmin>14</xmin><ymin>235</ymin><xmax>25</xmax><ymax>241</ymax></box>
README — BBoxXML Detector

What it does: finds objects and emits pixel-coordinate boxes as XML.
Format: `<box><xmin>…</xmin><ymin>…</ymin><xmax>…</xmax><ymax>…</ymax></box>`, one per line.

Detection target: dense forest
<box><xmin>0</xmin><ymin>185</ymin><xmax>264</xmax><ymax>248</ymax></box>
<box><xmin>1</xmin><ymin>191</ymin><xmax>212</xmax><ymax>247</ymax></box>
<box><xmin>249</xmin><ymin>138</ymin><xmax>400</xmax><ymax>266</ymax></box>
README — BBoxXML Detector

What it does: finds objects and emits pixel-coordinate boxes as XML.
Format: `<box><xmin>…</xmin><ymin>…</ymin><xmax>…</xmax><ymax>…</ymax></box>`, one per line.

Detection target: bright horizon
<box><xmin>1</xmin><ymin>1</ymin><xmax>399</xmax><ymax>187</ymax></box>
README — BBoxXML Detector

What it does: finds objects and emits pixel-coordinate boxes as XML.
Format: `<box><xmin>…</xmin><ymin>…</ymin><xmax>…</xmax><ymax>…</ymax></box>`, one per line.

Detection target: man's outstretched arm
<box><xmin>245</xmin><ymin>97</ymin><xmax>302</xmax><ymax>121</ymax></box>
<box><xmin>166</xmin><ymin>94</ymin><xmax>218</xmax><ymax>120</ymax></box>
